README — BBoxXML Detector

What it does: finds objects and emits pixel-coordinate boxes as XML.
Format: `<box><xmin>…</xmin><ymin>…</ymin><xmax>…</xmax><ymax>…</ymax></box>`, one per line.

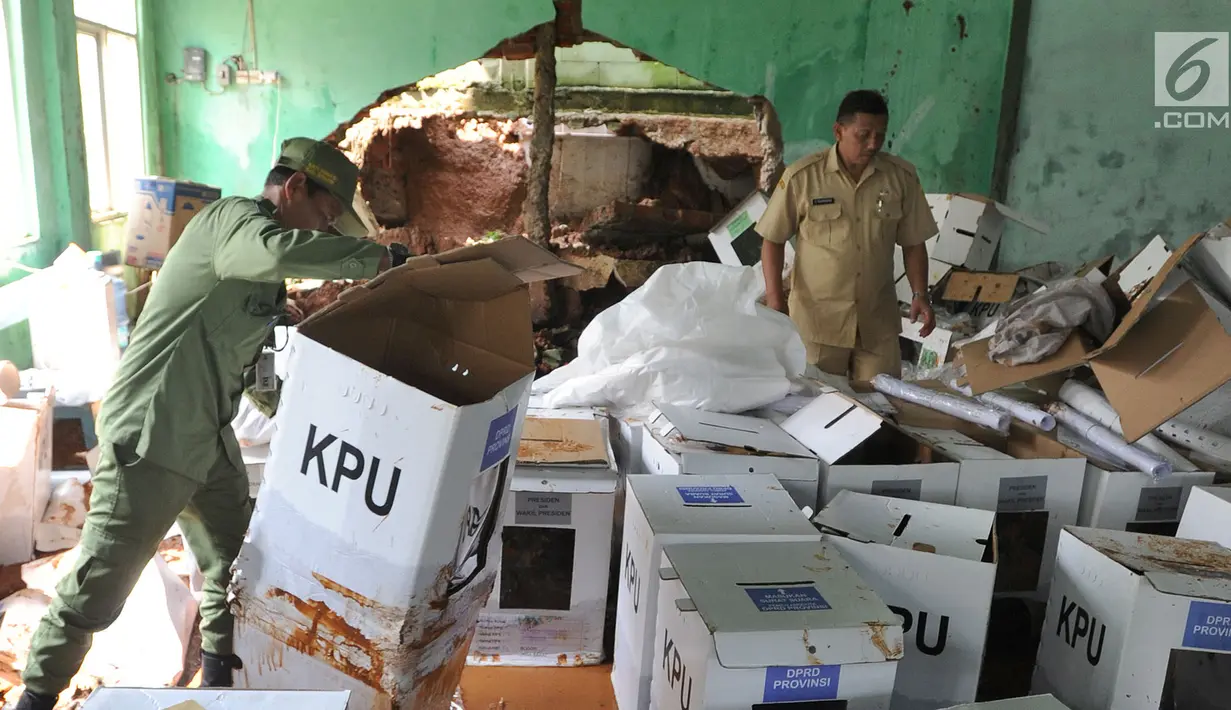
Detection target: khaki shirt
<box><xmin>757</xmin><ymin>146</ymin><xmax>937</xmax><ymax>349</ymax></box>
<box><xmin>97</xmin><ymin>196</ymin><xmax>388</xmax><ymax>482</ymax></box>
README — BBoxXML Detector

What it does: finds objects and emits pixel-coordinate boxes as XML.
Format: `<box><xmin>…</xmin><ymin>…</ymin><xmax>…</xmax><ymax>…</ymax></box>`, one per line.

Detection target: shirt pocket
<box><xmin>873</xmin><ymin>190</ymin><xmax>905</xmax><ymax>244</ymax></box>
<box><xmin>801</xmin><ymin>201</ymin><xmax>845</xmax><ymax>247</ymax></box>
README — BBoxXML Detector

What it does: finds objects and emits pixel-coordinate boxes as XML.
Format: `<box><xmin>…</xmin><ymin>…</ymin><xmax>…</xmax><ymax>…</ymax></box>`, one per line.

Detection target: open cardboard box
<box><xmin>941</xmin><ymin>271</ymin><xmax>1023</xmax><ymax>330</ymax></box>
<box><xmin>905</xmin><ymin>427</ymin><xmax>1085</xmax><ymax>599</ymax></box>
<box><xmin>814</xmin><ymin>491</ymin><xmax>998</xmax><ymax>710</ymax></box>
<box><xmin>231</xmin><ymin>237</ymin><xmax>580</xmax><ymax>708</ymax></box>
<box><xmin>760</xmin><ymin>386</ymin><xmax>964</xmax><ymax>507</ymax></box>
<box><xmin>963</xmin><ymin>219</ymin><xmax>1231</xmax><ymax>442</ymax></box>
<box><xmin>894</xmin><ymin>194</ymin><xmax>1048</xmax><ymax>305</ymax></box>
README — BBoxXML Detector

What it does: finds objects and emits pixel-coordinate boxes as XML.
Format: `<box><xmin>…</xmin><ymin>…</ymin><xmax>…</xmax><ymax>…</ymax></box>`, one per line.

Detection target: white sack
<box><xmin>231</xmin><ymin>393</ymin><xmax>276</xmax><ymax>447</ymax></box>
<box><xmin>534</xmin><ymin>262</ymin><xmax>807</xmax><ymax>413</ymax></box>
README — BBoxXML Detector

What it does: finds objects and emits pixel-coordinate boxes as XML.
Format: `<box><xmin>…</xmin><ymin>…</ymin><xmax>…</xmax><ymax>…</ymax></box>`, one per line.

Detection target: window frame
<box><xmin>0</xmin><ymin>0</ymin><xmax>33</xmax><ymax>248</ymax></box>
<box><xmin>75</xmin><ymin>13</ymin><xmax>141</xmax><ymax>222</ymax></box>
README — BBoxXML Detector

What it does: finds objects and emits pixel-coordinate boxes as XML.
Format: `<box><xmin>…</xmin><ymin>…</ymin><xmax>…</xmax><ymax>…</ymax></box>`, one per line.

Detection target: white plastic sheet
<box><xmin>871</xmin><ymin>374</ymin><xmax>1010</xmax><ymax>432</ymax></box>
<box><xmin>232</xmin><ymin>394</ymin><xmax>277</xmax><ymax>447</ymax></box>
<box><xmin>1058</xmin><ymin>380</ymin><xmax>1197</xmax><ymax>472</ymax></box>
<box><xmin>533</xmin><ymin>263</ymin><xmax>807</xmax><ymax>412</ymax></box>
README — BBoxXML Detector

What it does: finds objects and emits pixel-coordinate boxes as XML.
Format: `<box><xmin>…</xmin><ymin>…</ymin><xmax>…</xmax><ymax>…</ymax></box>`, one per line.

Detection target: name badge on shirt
<box><xmin>811</xmin><ymin>197</ymin><xmax>836</xmax><ymax>205</ymax></box>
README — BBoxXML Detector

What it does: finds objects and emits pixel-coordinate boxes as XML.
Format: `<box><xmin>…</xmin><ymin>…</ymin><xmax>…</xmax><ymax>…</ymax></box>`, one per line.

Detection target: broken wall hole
<box><xmin>290</xmin><ymin>39</ymin><xmax>785</xmax><ymax>376</ymax></box>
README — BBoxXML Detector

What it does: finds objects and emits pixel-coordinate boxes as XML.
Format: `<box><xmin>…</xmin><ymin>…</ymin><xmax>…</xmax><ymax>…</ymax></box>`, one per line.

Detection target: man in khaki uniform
<box><xmin>16</xmin><ymin>139</ymin><xmax>406</xmax><ymax>710</ymax></box>
<box><xmin>759</xmin><ymin>90</ymin><xmax>937</xmax><ymax>383</ymax></box>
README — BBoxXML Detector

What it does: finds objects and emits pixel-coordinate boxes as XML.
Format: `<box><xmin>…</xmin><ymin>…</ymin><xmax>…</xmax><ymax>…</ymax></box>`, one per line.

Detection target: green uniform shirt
<box><xmin>97</xmin><ymin>196</ymin><xmax>387</xmax><ymax>482</ymax></box>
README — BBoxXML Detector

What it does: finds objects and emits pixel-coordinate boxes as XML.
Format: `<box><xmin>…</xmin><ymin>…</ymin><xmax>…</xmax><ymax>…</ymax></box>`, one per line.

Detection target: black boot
<box><xmin>201</xmin><ymin>651</ymin><xmax>244</xmax><ymax>688</ymax></box>
<box><xmin>14</xmin><ymin>689</ymin><xmax>57</xmax><ymax>710</ymax></box>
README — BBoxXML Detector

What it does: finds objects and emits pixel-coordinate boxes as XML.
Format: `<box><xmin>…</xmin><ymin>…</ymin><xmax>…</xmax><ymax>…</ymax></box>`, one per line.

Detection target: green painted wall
<box><xmin>1000</xmin><ymin>0</ymin><xmax>1231</xmax><ymax>269</ymax></box>
<box><xmin>151</xmin><ymin>0</ymin><xmax>1013</xmax><ymax>199</ymax></box>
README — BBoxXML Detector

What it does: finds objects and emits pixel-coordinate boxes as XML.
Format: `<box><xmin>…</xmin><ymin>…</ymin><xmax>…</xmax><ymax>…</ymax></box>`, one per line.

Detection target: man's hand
<box><xmin>910</xmin><ymin>294</ymin><xmax>936</xmax><ymax>337</ymax></box>
<box><xmin>767</xmin><ymin>293</ymin><xmax>789</xmax><ymax>315</ymax></box>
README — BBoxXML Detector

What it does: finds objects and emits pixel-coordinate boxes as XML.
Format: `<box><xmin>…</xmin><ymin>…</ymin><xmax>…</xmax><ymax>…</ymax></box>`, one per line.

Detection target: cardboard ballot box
<box><xmin>469</xmin><ymin>412</ymin><xmax>619</xmax><ymax>667</ymax></box>
<box><xmin>893</xmin><ymin>193</ymin><xmax>1047</xmax><ymax>303</ymax></box>
<box><xmin>814</xmin><ymin>491</ymin><xmax>997</xmax><ymax>710</ymax></box>
<box><xmin>1176</xmin><ymin>484</ymin><xmax>1231</xmax><ymax>547</ymax></box>
<box><xmin>612</xmin><ymin>474</ymin><xmax>820</xmax><ymax>710</ymax></box>
<box><xmin>230</xmin><ymin>238</ymin><xmax>578</xmax><ymax>709</ymax></box>
<box><xmin>943</xmin><ymin>695</ymin><xmax>1072</xmax><ymax>710</ymax></box>
<box><xmin>124</xmin><ymin>177</ymin><xmax>221</xmax><ymax>269</ymax></box>
<box><xmin>905</xmin><ymin>428</ymin><xmax>1083</xmax><ymax>598</ymax></box>
<box><xmin>81</xmin><ymin>688</ymin><xmax>351</xmax><ymax>709</ymax></box>
<box><xmin>0</xmin><ymin>391</ymin><xmax>52</xmax><ymax>565</ymax></box>
<box><xmin>1033</xmin><ymin>527</ymin><xmax>1231</xmax><ymax>710</ymax></box>
<box><xmin>1077</xmin><ymin>465</ymin><xmax>1213</xmax><ymax>535</ymax></box>
<box><xmin>652</xmin><ymin>540</ymin><xmax>902</xmax><ymax>710</ymax></box>
<box><xmin>641</xmin><ymin>403</ymin><xmax>820</xmax><ymax>510</ymax></box>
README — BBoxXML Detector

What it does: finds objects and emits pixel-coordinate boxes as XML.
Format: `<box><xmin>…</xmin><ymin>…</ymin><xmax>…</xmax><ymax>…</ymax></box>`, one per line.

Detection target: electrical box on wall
<box><xmin>183</xmin><ymin>47</ymin><xmax>206</xmax><ymax>82</ymax></box>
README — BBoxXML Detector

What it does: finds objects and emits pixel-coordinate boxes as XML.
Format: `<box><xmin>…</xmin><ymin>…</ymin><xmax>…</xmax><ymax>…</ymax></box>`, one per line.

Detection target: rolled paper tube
<box><xmin>872</xmin><ymin>374</ymin><xmax>1011</xmax><ymax>433</ymax></box>
<box><xmin>1059</xmin><ymin>380</ymin><xmax>1197</xmax><ymax>471</ymax></box>
<box><xmin>1047</xmin><ymin>403</ymin><xmax>1172</xmax><ymax>479</ymax></box>
<box><xmin>977</xmin><ymin>391</ymin><xmax>1056</xmax><ymax>432</ymax></box>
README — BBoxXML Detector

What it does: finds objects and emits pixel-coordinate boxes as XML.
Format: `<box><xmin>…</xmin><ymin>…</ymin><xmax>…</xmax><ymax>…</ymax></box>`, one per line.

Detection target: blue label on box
<box><xmin>763</xmin><ymin>665</ymin><xmax>841</xmax><ymax>702</ymax></box>
<box><xmin>745</xmin><ymin>586</ymin><xmax>831</xmax><ymax>612</ymax></box>
<box><xmin>676</xmin><ymin>485</ymin><xmax>745</xmax><ymax>505</ymax></box>
<box><xmin>481</xmin><ymin>407</ymin><xmax>519</xmax><ymax>471</ymax></box>
<box><xmin>1183</xmin><ymin>600</ymin><xmax>1231</xmax><ymax>651</ymax></box>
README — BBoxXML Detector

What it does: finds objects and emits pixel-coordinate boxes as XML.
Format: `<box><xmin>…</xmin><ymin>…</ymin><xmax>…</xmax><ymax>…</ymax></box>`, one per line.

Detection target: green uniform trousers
<box><xmin>22</xmin><ymin>443</ymin><xmax>252</xmax><ymax>696</ymax></box>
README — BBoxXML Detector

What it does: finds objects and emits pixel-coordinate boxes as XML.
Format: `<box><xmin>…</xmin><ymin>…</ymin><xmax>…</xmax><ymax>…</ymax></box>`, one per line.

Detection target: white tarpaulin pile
<box><xmin>533</xmin><ymin>262</ymin><xmax>806</xmax><ymax>413</ymax></box>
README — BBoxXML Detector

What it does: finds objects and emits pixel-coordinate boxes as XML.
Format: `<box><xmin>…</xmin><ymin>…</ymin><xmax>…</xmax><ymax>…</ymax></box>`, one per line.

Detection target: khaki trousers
<box><xmin>808</xmin><ymin>330</ymin><xmax>902</xmax><ymax>385</ymax></box>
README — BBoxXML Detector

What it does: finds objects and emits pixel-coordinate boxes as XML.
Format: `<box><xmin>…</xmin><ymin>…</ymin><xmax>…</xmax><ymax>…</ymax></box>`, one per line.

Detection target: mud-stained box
<box><xmin>1033</xmin><ymin>527</ymin><xmax>1231</xmax><ymax>710</ymax></box>
<box><xmin>651</xmin><ymin>540</ymin><xmax>902</xmax><ymax>710</ymax></box>
<box><xmin>612</xmin><ymin>474</ymin><xmax>821</xmax><ymax>710</ymax></box>
<box><xmin>814</xmin><ymin>491</ymin><xmax>998</xmax><ymax>710</ymax></box>
<box><xmin>229</xmin><ymin>238</ymin><xmax>578</xmax><ymax>709</ymax></box>
<box><xmin>468</xmin><ymin>411</ymin><xmax>619</xmax><ymax>667</ymax></box>
<box><xmin>81</xmin><ymin>688</ymin><xmax>351</xmax><ymax>709</ymax></box>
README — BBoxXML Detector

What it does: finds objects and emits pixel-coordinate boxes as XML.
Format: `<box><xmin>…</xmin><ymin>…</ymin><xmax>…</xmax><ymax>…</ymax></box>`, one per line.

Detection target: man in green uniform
<box><xmin>17</xmin><ymin>138</ymin><xmax>404</xmax><ymax>710</ymax></box>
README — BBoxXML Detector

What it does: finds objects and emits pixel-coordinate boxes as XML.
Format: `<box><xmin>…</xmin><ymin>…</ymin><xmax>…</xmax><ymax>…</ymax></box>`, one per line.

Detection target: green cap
<box><xmin>275</xmin><ymin>137</ymin><xmax>369</xmax><ymax>237</ymax></box>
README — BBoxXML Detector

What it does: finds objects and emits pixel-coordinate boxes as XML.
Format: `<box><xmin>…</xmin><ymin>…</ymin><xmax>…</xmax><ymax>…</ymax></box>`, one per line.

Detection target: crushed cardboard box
<box><xmin>962</xmin><ymin>219</ymin><xmax>1231</xmax><ymax>442</ymax></box>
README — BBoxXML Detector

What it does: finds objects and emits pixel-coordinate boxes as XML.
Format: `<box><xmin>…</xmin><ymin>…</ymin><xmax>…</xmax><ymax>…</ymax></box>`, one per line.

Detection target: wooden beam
<box><xmin>522</xmin><ymin>12</ymin><xmax>559</xmax><ymax>245</ymax></box>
